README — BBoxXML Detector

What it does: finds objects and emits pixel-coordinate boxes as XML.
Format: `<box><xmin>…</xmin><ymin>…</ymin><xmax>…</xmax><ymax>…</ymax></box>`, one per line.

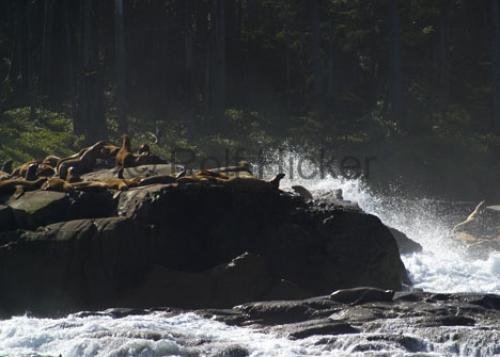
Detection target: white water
<box><xmin>1</xmin><ymin>153</ymin><xmax>500</xmax><ymax>356</ymax></box>
<box><xmin>0</xmin><ymin>311</ymin><xmax>498</xmax><ymax>356</ymax></box>
<box><xmin>0</xmin><ymin>312</ymin><xmax>332</xmax><ymax>357</ymax></box>
<box><xmin>273</xmin><ymin>152</ymin><xmax>500</xmax><ymax>295</ymax></box>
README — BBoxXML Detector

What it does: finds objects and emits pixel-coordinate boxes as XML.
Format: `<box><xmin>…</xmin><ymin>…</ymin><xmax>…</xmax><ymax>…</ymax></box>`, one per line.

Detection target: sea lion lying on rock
<box><xmin>175</xmin><ymin>172</ymin><xmax>285</xmax><ymax>191</ymax></box>
<box><xmin>195</xmin><ymin>169</ymin><xmax>229</xmax><ymax>180</ymax></box>
<box><xmin>12</xmin><ymin>160</ymin><xmax>38</xmax><ymax>178</ymax></box>
<box><xmin>330</xmin><ymin>287</ymin><xmax>395</xmax><ymax>305</ymax></box>
<box><xmin>42</xmin><ymin>177</ymin><xmax>75</xmax><ymax>193</ymax></box>
<box><xmin>0</xmin><ymin>177</ymin><xmax>47</xmax><ymax>196</ymax></box>
<box><xmin>66</xmin><ymin>167</ymin><xmax>81</xmax><ymax>183</ymax></box>
<box><xmin>36</xmin><ymin>163</ymin><xmax>55</xmax><ymax>178</ymax></box>
<box><xmin>0</xmin><ymin>160</ymin><xmax>13</xmax><ymax>177</ymax></box>
<box><xmin>1</xmin><ymin>159</ymin><xmax>13</xmax><ymax>173</ymax></box>
<box><xmin>100</xmin><ymin>143</ymin><xmax>121</xmax><ymax>159</ymax></box>
<box><xmin>72</xmin><ymin>177</ymin><xmax>141</xmax><ymax>191</ymax></box>
<box><xmin>41</xmin><ymin>155</ymin><xmax>60</xmax><ymax>168</ymax></box>
<box><xmin>24</xmin><ymin>163</ymin><xmax>39</xmax><ymax>181</ymax></box>
<box><xmin>13</xmin><ymin>154</ymin><xmax>69</xmax><ymax>179</ymax></box>
<box><xmin>58</xmin><ymin>141</ymin><xmax>108</xmax><ymax>179</ymax></box>
<box><xmin>137</xmin><ymin>175</ymin><xmax>177</xmax><ymax>186</ymax></box>
<box><xmin>0</xmin><ymin>160</ymin><xmax>13</xmax><ymax>180</ymax></box>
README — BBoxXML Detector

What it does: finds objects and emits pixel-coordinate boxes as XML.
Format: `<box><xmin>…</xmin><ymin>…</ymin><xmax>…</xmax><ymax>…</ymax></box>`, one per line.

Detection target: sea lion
<box><xmin>0</xmin><ymin>160</ymin><xmax>13</xmax><ymax>180</ymax></box>
<box><xmin>138</xmin><ymin>174</ymin><xmax>177</xmax><ymax>186</ymax></box>
<box><xmin>195</xmin><ymin>169</ymin><xmax>230</xmax><ymax>180</ymax></box>
<box><xmin>66</xmin><ymin>166</ymin><xmax>81</xmax><ymax>183</ymax></box>
<box><xmin>12</xmin><ymin>160</ymin><xmax>38</xmax><ymax>177</ymax></box>
<box><xmin>25</xmin><ymin>163</ymin><xmax>39</xmax><ymax>181</ymax></box>
<box><xmin>72</xmin><ymin>177</ymin><xmax>141</xmax><ymax>191</ymax></box>
<box><xmin>100</xmin><ymin>143</ymin><xmax>121</xmax><ymax>159</ymax></box>
<box><xmin>176</xmin><ymin>175</ymin><xmax>210</xmax><ymax>185</ymax></box>
<box><xmin>291</xmin><ymin>185</ymin><xmax>313</xmax><ymax>203</ymax></box>
<box><xmin>42</xmin><ymin>177</ymin><xmax>75</xmax><ymax>193</ymax></box>
<box><xmin>58</xmin><ymin>141</ymin><xmax>107</xmax><ymax>179</ymax></box>
<box><xmin>0</xmin><ymin>177</ymin><xmax>47</xmax><ymax>196</ymax></box>
<box><xmin>330</xmin><ymin>287</ymin><xmax>395</xmax><ymax>305</ymax></box>
<box><xmin>41</xmin><ymin>155</ymin><xmax>61</xmax><ymax>168</ymax></box>
<box><xmin>1</xmin><ymin>160</ymin><xmax>13</xmax><ymax>174</ymax></box>
<box><xmin>116</xmin><ymin>135</ymin><xmax>135</xmax><ymax>168</ymax></box>
<box><xmin>57</xmin><ymin>147</ymin><xmax>88</xmax><ymax>168</ymax></box>
<box><xmin>453</xmin><ymin>200</ymin><xmax>486</xmax><ymax>234</ymax></box>
<box><xmin>36</xmin><ymin>163</ymin><xmax>56</xmax><ymax>177</ymax></box>
<box><xmin>138</xmin><ymin>143</ymin><xmax>150</xmax><ymax>155</ymax></box>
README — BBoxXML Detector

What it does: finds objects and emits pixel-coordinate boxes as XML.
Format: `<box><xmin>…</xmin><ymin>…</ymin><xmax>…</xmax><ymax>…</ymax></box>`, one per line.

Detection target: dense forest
<box><xmin>0</xmin><ymin>0</ymin><xmax>500</xmax><ymax>199</ymax></box>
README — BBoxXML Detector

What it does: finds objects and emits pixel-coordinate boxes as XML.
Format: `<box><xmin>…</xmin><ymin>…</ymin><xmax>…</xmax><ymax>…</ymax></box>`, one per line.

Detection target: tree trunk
<box><xmin>12</xmin><ymin>0</ymin><xmax>32</xmax><ymax>109</ymax></box>
<box><xmin>388</xmin><ymin>0</ymin><xmax>403</xmax><ymax>124</ymax></box>
<box><xmin>41</xmin><ymin>0</ymin><xmax>55</xmax><ymax>103</ymax></box>
<box><xmin>310</xmin><ymin>0</ymin><xmax>323</xmax><ymax>115</ymax></box>
<box><xmin>491</xmin><ymin>0</ymin><xmax>500</xmax><ymax>133</ymax></box>
<box><xmin>326</xmin><ymin>20</ymin><xmax>335</xmax><ymax>114</ymax></box>
<box><xmin>25</xmin><ymin>0</ymin><xmax>35</xmax><ymax>121</ymax></box>
<box><xmin>184</xmin><ymin>0</ymin><xmax>194</xmax><ymax>109</ymax></box>
<box><xmin>438</xmin><ymin>0</ymin><xmax>451</xmax><ymax>108</ymax></box>
<box><xmin>245</xmin><ymin>0</ymin><xmax>258</xmax><ymax>106</ymax></box>
<box><xmin>63</xmin><ymin>0</ymin><xmax>75</xmax><ymax>116</ymax></box>
<box><xmin>114</xmin><ymin>0</ymin><xmax>128</xmax><ymax>134</ymax></box>
<box><xmin>212</xmin><ymin>0</ymin><xmax>226</xmax><ymax>126</ymax></box>
<box><xmin>76</xmin><ymin>0</ymin><xmax>107</xmax><ymax>143</ymax></box>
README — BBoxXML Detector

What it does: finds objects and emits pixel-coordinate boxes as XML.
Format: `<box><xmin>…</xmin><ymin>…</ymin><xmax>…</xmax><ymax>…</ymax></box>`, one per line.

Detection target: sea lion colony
<box><xmin>0</xmin><ymin>136</ymin><xmax>286</xmax><ymax>197</ymax></box>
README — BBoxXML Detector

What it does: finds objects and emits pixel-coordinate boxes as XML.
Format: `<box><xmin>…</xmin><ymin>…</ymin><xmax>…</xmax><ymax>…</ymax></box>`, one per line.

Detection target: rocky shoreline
<box><xmin>0</xmin><ymin>164</ymin><xmax>418</xmax><ymax>317</ymax></box>
<box><xmin>65</xmin><ymin>289</ymin><xmax>500</xmax><ymax>355</ymax></box>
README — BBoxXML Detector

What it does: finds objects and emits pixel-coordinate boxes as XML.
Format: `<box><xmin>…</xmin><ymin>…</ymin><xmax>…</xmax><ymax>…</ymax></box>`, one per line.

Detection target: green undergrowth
<box><xmin>0</xmin><ymin>107</ymin><xmax>82</xmax><ymax>165</ymax></box>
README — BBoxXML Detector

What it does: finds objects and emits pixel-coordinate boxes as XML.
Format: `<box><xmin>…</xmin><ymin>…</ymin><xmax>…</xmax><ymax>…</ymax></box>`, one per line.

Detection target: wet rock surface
<box><xmin>0</xmin><ymin>175</ymin><xmax>407</xmax><ymax>316</ymax></box>
<box><xmin>197</xmin><ymin>289</ymin><xmax>500</xmax><ymax>350</ymax></box>
<box><xmin>389</xmin><ymin>227</ymin><xmax>423</xmax><ymax>255</ymax></box>
<box><xmin>53</xmin><ymin>289</ymin><xmax>500</xmax><ymax>355</ymax></box>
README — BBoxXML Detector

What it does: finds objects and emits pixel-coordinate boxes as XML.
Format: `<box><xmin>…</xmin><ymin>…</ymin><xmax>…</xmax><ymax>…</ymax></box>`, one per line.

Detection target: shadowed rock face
<box><xmin>388</xmin><ymin>227</ymin><xmax>422</xmax><ymax>255</ymax></box>
<box><xmin>0</xmin><ymin>182</ymin><xmax>407</xmax><ymax>316</ymax></box>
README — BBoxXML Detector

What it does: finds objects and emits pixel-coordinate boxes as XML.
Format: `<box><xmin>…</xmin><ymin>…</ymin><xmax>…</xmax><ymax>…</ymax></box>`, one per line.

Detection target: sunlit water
<box><xmin>1</xmin><ymin>152</ymin><xmax>499</xmax><ymax>356</ymax></box>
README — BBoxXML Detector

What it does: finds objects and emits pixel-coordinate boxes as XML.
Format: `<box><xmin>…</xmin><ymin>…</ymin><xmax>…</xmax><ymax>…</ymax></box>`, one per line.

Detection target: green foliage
<box><xmin>0</xmin><ymin>107</ymin><xmax>81</xmax><ymax>164</ymax></box>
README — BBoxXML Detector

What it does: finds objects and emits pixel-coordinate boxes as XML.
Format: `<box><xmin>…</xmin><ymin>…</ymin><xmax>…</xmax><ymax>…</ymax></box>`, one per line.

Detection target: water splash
<box><xmin>264</xmin><ymin>150</ymin><xmax>500</xmax><ymax>294</ymax></box>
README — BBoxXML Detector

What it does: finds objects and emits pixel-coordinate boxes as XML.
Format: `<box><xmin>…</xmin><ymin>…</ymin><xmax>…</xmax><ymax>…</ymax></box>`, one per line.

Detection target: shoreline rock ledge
<box><xmin>0</xmin><ymin>175</ymin><xmax>407</xmax><ymax>316</ymax></box>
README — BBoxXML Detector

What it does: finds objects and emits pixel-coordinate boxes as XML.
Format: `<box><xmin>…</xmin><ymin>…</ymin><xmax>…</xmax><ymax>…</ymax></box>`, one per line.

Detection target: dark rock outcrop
<box><xmin>389</xmin><ymin>227</ymin><xmax>423</xmax><ymax>255</ymax></box>
<box><xmin>0</xmin><ymin>181</ymin><xmax>407</xmax><ymax>316</ymax></box>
